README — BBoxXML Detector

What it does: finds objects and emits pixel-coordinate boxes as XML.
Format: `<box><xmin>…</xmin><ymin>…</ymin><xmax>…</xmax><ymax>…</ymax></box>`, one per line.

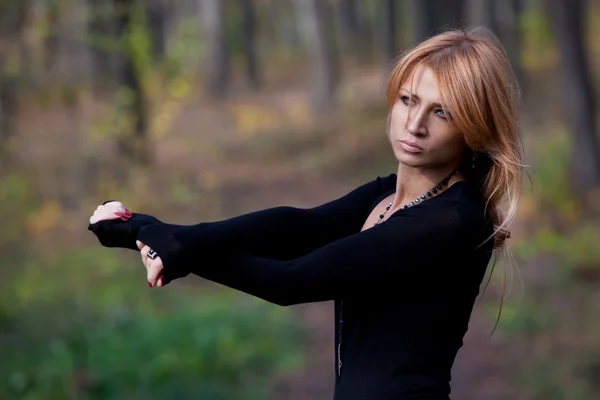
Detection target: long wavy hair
<box><xmin>386</xmin><ymin>28</ymin><xmax>525</xmax><ymax>330</ymax></box>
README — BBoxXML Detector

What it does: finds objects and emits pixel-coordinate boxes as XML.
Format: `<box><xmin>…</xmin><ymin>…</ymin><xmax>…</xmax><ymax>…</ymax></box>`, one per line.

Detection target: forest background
<box><xmin>2</xmin><ymin>0</ymin><xmax>600</xmax><ymax>399</ymax></box>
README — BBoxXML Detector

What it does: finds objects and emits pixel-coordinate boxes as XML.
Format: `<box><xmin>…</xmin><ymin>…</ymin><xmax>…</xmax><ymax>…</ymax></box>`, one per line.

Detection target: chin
<box><xmin>394</xmin><ymin>150</ymin><xmax>426</xmax><ymax>168</ymax></box>
<box><xmin>396</xmin><ymin>154</ymin><xmax>427</xmax><ymax>168</ymax></box>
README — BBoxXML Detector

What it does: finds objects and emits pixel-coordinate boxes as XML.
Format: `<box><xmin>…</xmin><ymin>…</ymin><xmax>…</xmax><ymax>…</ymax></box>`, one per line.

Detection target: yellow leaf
<box><xmin>232</xmin><ymin>104</ymin><xmax>280</xmax><ymax>137</ymax></box>
<box><xmin>26</xmin><ymin>201</ymin><xmax>64</xmax><ymax>236</ymax></box>
<box><xmin>169</xmin><ymin>77</ymin><xmax>191</xmax><ymax>100</ymax></box>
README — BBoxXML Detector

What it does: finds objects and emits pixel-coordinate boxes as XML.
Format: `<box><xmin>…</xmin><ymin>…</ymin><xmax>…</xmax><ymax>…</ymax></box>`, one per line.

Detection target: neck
<box><xmin>391</xmin><ymin>163</ymin><xmax>463</xmax><ymax>211</ymax></box>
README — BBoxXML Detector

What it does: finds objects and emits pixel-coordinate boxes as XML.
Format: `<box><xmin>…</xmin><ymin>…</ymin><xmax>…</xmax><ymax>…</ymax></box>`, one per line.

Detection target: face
<box><xmin>388</xmin><ymin>66</ymin><xmax>466</xmax><ymax>172</ymax></box>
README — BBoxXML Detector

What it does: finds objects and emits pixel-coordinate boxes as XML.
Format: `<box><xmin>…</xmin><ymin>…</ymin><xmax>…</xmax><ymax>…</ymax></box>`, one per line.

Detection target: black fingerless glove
<box><xmin>137</xmin><ymin>223</ymin><xmax>210</xmax><ymax>284</ymax></box>
<box><xmin>88</xmin><ymin>212</ymin><xmax>162</xmax><ymax>251</ymax></box>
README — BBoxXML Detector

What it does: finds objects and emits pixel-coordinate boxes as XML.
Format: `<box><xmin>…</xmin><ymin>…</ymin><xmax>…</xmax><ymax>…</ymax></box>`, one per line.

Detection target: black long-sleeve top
<box><xmin>89</xmin><ymin>173</ymin><xmax>494</xmax><ymax>399</ymax></box>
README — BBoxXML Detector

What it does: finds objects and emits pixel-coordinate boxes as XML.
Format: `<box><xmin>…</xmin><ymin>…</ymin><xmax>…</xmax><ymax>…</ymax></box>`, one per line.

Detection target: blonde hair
<box><xmin>386</xmin><ymin>28</ymin><xmax>525</xmax><ymax>330</ymax></box>
<box><xmin>386</xmin><ymin>27</ymin><xmax>523</xmax><ymax>250</ymax></box>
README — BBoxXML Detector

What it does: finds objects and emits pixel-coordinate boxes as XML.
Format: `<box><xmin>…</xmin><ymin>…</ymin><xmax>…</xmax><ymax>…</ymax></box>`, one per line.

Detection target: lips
<box><xmin>399</xmin><ymin>140</ymin><xmax>424</xmax><ymax>153</ymax></box>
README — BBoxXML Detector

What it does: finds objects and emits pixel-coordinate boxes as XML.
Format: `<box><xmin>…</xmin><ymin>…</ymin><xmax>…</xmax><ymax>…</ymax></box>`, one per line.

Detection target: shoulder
<box><xmin>433</xmin><ymin>181</ymin><xmax>494</xmax><ymax>245</ymax></box>
<box><xmin>393</xmin><ymin>181</ymin><xmax>490</xmax><ymax>235</ymax></box>
<box><xmin>355</xmin><ymin>172</ymin><xmax>397</xmax><ymax>195</ymax></box>
<box><xmin>340</xmin><ymin>173</ymin><xmax>397</xmax><ymax>212</ymax></box>
<box><xmin>361</xmin><ymin>172</ymin><xmax>397</xmax><ymax>214</ymax></box>
<box><xmin>360</xmin><ymin>172</ymin><xmax>397</xmax><ymax>204</ymax></box>
<box><xmin>376</xmin><ymin>172</ymin><xmax>397</xmax><ymax>191</ymax></box>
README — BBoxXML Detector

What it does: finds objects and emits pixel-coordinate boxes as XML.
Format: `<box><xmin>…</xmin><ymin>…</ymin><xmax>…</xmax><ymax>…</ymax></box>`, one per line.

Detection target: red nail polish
<box><xmin>148</xmin><ymin>281</ymin><xmax>153</xmax><ymax>287</ymax></box>
<box><xmin>114</xmin><ymin>212</ymin><xmax>122</xmax><ymax>216</ymax></box>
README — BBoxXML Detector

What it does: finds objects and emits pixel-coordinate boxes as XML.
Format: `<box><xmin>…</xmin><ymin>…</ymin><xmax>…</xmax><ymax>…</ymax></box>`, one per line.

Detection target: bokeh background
<box><xmin>1</xmin><ymin>0</ymin><xmax>600</xmax><ymax>399</ymax></box>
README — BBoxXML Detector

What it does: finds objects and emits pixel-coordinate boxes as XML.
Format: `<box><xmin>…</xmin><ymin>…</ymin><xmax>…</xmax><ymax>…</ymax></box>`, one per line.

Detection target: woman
<box><xmin>89</xmin><ymin>28</ymin><xmax>524</xmax><ymax>399</ymax></box>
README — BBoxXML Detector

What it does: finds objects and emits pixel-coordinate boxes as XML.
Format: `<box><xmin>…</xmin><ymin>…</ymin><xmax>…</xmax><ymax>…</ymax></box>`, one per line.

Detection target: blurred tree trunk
<box><xmin>114</xmin><ymin>0</ymin><xmax>149</xmax><ymax>165</ymax></box>
<box><xmin>0</xmin><ymin>62</ymin><xmax>18</xmax><ymax>165</ymax></box>
<box><xmin>147</xmin><ymin>0</ymin><xmax>168</xmax><ymax>61</ymax></box>
<box><xmin>45</xmin><ymin>0</ymin><xmax>61</xmax><ymax>76</ymax></box>
<box><xmin>496</xmin><ymin>0</ymin><xmax>525</xmax><ymax>95</ymax></box>
<box><xmin>338</xmin><ymin>0</ymin><xmax>361</xmax><ymax>38</ymax></box>
<box><xmin>466</xmin><ymin>0</ymin><xmax>496</xmax><ymax>30</ymax></box>
<box><xmin>59</xmin><ymin>0</ymin><xmax>94</xmax><ymax>205</ymax></box>
<box><xmin>238</xmin><ymin>0</ymin><xmax>260</xmax><ymax>90</ymax></box>
<box><xmin>200</xmin><ymin>0</ymin><xmax>229</xmax><ymax>99</ymax></box>
<box><xmin>380</xmin><ymin>0</ymin><xmax>397</xmax><ymax>67</ymax></box>
<box><xmin>0</xmin><ymin>0</ymin><xmax>28</xmax><ymax>164</ymax></box>
<box><xmin>57</xmin><ymin>0</ymin><xmax>92</xmax><ymax>90</ymax></box>
<box><xmin>292</xmin><ymin>0</ymin><xmax>339</xmax><ymax>111</ymax></box>
<box><xmin>269</xmin><ymin>0</ymin><xmax>300</xmax><ymax>52</ymax></box>
<box><xmin>410</xmin><ymin>0</ymin><xmax>465</xmax><ymax>44</ymax></box>
<box><xmin>88</xmin><ymin>0</ymin><xmax>120</xmax><ymax>91</ymax></box>
<box><xmin>337</xmin><ymin>0</ymin><xmax>372</xmax><ymax>63</ymax></box>
<box><xmin>546</xmin><ymin>0</ymin><xmax>600</xmax><ymax>196</ymax></box>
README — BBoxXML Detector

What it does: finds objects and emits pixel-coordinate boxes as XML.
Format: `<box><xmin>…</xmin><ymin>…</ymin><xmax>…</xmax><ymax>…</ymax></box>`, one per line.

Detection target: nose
<box><xmin>405</xmin><ymin>108</ymin><xmax>428</xmax><ymax>137</ymax></box>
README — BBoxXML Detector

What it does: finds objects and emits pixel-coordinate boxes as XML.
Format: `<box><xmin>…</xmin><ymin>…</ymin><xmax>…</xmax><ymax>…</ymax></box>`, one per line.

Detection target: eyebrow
<box><xmin>399</xmin><ymin>88</ymin><xmax>443</xmax><ymax>108</ymax></box>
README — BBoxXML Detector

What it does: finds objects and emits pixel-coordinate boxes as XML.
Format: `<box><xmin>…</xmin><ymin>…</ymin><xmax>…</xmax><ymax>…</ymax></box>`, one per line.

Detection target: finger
<box><xmin>89</xmin><ymin>208</ymin><xmax>125</xmax><ymax>224</ymax></box>
<box><xmin>99</xmin><ymin>203</ymin><xmax>128</xmax><ymax>216</ymax></box>
<box><xmin>147</xmin><ymin>257</ymin><xmax>164</xmax><ymax>287</ymax></box>
<box><xmin>156</xmin><ymin>275</ymin><xmax>164</xmax><ymax>287</ymax></box>
<box><xmin>103</xmin><ymin>204</ymin><xmax>130</xmax><ymax>220</ymax></box>
<box><xmin>140</xmin><ymin>245</ymin><xmax>150</xmax><ymax>267</ymax></box>
<box><xmin>136</xmin><ymin>240</ymin><xmax>145</xmax><ymax>251</ymax></box>
<box><xmin>90</xmin><ymin>203</ymin><xmax>127</xmax><ymax>222</ymax></box>
<box><xmin>120</xmin><ymin>206</ymin><xmax>132</xmax><ymax>220</ymax></box>
<box><xmin>104</xmin><ymin>201</ymin><xmax>124</xmax><ymax>208</ymax></box>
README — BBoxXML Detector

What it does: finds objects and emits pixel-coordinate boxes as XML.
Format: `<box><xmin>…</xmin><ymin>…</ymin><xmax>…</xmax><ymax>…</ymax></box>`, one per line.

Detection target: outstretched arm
<box><xmin>137</xmin><ymin>203</ymin><xmax>469</xmax><ymax>305</ymax></box>
<box><xmin>177</xmin><ymin>174</ymin><xmax>395</xmax><ymax>259</ymax></box>
<box><xmin>90</xmin><ymin>174</ymin><xmax>395</xmax><ymax>259</ymax></box>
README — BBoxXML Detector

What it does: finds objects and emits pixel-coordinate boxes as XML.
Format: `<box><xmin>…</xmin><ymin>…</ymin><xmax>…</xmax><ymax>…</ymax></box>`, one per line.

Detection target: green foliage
<box><xmin>0</xmin><ymin>172</ymin><xmax>37</xmax><ymax>250</ymax></box>
<box><xmin>487</xmin><ymin>297</ymin><xmax>558</xmax><ymax>335</ymax></box>
<box><xmin>126</xmin><ymin>4</ymin><xmax>154</xmax><ymax>86</ymax></box>
<box><xmin>519</xmin><ymin>358</ymin><xmax>596</xmax><ymax>400</ymax></box>
<box><xmin>1</xmin><ymin>249</ymin><xmax>305</xmax><ymax>400</ymax></box>
<box><xmin>86</xmin><ymin>3</ymin><xmax>202</xmax><ymax>144</ymax></box>
<box><xmin>530</xmin><ymin>129</ymin><xmax>571</xmax><ymax>211</ymax></box>
<box><xmin>513</xmin><ymin>225</ymin><xmax>600</xmax><ymax>282</ymax></box>
<box><xmin>497</xmin><ymin>125</ymin><xmax>600</xmax><ymax>397</ymax></box>
<box><xmin>519</xmin><ymin>362</ymin><xmax>568</xmax><ymax>400</ymax></box>
<box><xmin>164</xmin><ymin>17</ymin><xmax>204</xmax><ymax>73</ymax></box>
<box><xmin>519</xmin><ymin>6</ymin><xmax>557</xmax><ymax>71</ymax></box>
<box><xmin>519</xmin><ymin>8</ymin><xmax>553</xmax><ymax>48</ymax></box>
<box><xmin>514</xmin><ymin>129</ymin><xmax>600</xmax><ymax>283</ymax></box>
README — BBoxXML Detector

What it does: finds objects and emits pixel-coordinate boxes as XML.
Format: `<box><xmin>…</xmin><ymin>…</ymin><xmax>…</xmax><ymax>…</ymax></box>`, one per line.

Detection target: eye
<box><xmin>400</xmin><ymin>95</ymin><xmax>414</xmax><ymax>106</ymax></box>
<box><xmin>435</xmin><ymin>109</ymin><xmax>448</xmax><ymax>119</ymax></box>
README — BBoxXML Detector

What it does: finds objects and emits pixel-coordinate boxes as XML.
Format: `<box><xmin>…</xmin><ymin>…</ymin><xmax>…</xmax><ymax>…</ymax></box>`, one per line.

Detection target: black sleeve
<box><xmin>161</xmin><ymin>174</ymin><xmax>395</xmax><ymax>260</ymax></box>
<box><xmin>136</xmin><ymin>203</ymin><xmax>467</xmax><ymax>306</ymax></box>
<box><xmin>91</xmin><ymin>174</ymin><xmax>394</xmax><ymax>255</ymax></box>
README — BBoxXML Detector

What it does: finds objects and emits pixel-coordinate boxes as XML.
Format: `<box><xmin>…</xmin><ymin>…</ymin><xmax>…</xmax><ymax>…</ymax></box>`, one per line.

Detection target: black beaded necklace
<box><xmin>374</xmin><ymin>169</ymin><xmax>460</xmax><ymax>226</ymax></box>
<box><xmin>337</xmin><ymin>169</ymin><xmax>461</xmax><ymax>377</ymax></box>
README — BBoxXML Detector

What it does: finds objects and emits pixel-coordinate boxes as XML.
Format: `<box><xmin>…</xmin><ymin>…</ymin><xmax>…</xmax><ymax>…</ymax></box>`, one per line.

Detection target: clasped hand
<box><xmin>89</xmin><ymin>201</ymin><xmax>165</xmax><ymax>287</ymax></box>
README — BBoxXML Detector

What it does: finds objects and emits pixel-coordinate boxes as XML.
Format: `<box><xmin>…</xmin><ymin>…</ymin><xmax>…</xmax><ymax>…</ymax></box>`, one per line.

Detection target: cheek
<box><xmin>389</xmin><ymin>103</ymin><xmax>408</xmax><ymax>133</ymax></box>
<box><xmin>431</xmin><ymin>127</ymin><xmax>465</xmax><ymax>156</ymax></box>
